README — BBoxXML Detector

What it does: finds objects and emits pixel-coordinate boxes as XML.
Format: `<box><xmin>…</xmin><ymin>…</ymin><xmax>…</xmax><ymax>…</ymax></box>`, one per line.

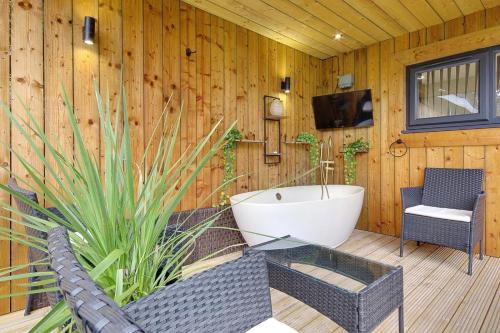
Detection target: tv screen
<box><xmin>312</xmin><ymin>89</ymin><xmax>374</xmax><ymax>129</ymax></box>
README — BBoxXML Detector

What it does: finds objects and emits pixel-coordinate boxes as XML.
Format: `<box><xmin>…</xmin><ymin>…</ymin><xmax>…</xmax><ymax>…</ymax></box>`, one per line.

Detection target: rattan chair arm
<box><xmin>471</xmin><ymin>192</ymin><xmax>486</xmax><ymax>225</ymax></box>
<box><xmin>401</xmin><ymin>187</ymin><xmax>423</xmax><ymax>210</ymax></box>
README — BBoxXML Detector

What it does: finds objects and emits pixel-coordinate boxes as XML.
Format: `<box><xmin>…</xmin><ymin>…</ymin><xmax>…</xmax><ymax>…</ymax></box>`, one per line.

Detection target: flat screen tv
<box><xmin>312</xmin><ymin>89</ymin><xmax>374</xmax><ymax>129</ymax></box>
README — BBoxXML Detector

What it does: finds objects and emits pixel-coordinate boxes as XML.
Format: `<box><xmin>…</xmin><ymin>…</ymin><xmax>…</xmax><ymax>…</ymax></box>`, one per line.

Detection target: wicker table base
<box><xmin>247</xmin><ymin>237</ymin><xmax>404</xmax><ymax>333</ymax></box>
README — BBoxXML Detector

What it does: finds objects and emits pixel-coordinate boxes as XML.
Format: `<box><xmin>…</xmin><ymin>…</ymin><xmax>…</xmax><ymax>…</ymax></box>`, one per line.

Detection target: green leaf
<box><xmin>29</xmin><ymin>301</ymin><xmax>71</xmax><ymax>333</ymax></box>
<box><xmin>88</xmin><ymin>248</ymin><xmax>124</xmax><ymax>280</ymax></box>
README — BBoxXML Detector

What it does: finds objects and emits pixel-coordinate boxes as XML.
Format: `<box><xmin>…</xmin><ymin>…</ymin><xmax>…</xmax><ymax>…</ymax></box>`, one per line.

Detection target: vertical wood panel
<box><xmin>267</xmin><ymin>40</ymin><xmax>279</xmax><ymax>186</ymax></box>
<box><xmin>224</xmin><ymin>20</ymin><xmax>237</xmax><ymax>195</ymax></box>
<box><xmin>123</xmin><ymin>0</ymin><xmax>143</xmax><ymax>164</ymax></box>
<box><xmin>409</xmin><ymin>148</ymin><xmax>427</xmax><ymax>186</ymax></box>
<box><xmin>485</xmin><ymin>146</ymin><xmax>500</xmax><ymax>256</ymax></box>
<box><xmin>99</xmin><ymin>0</ymin><xmax>122</xmax><ymax>170</ymax></box>
<box><xmin>276</xmin><ymin>43</ymin><xmax>287</xmax><ymax>185</ymax></box>
<box><xmin>196</xmin><ymin>10</ymin><xmax>211</xmax><ymax>207</ymax></box>
<box><xmin>342</xmin><ymin>51</ymin><xmax>355</xmax><ymax>166</ymax></box>
<box><xmin>180</xmin><ymin>3</ymin><xmax>196</xmax><ymax>210</ymax></box>
<box><xmin>300</xmin><ymin>53</ymin><xmax>310</xmax><ymax>185</ymax></box>
<box><xmin>235</xmin><ymin>26</ymin><xmax>248</xmax><ymax>193</ymax></box>
<box><xmin>486</xmin><ymin>6</ymin><xmax>500</xmax><ymax>27</ymax></box>
<box><xmin>73</xmin><ymin>0</ymin><xmax>100</xmax><ymax>165</ymax></box>
<box><xmin>285</xmin><ymin>46</ymin><xmax>294</xmax><ymax>186</ymax></box>
<box><xmin>427</xmin><ymin>147</ymin><xmax>445</xmax><ymax>167</ymax></box>
<box><xmin>379</xmin><ymin>39</ymin><xmax>394</xmax><ymax>235</ymax></box>
<box><xmin>44</xmin><ymin>0</ymin><xmax>73</xmax><ymax>201</ymax></box>
<box><xmin>367</xmin><ymin>43</ymin><xmax>381</xmax><ymax>234</ymax></box>
<box><xmin>98</xmin><ymin>0</ymin><xmax>122</xmax><ymax>109</ymax></box>
<box><xmin>393</xmin><ymin>35</ymin><xmax>410</xmax><ymax>236</ymax></box>
<box><xmin>354</xmin><ymin>48</ymin><xmax>368</xmax><ymax>230</ymax></box>
<box><xmin>293</xmin><ymin>49</ymin><xmax>303</xmax><ymax>185</ymax></box>
<box><xmin>444</xmin><ymin>147</ymin><xmax>464</xmax><ymax>168</ymax></box>
<box><xmin>464</xmin><ymin>146</ymin><xmax>485</xmax><ymax>169</ymax></box>
<box><xmin>257</xmin><ymin>35</ymin><xmax>269</xmax><ymax>190</ymax></box>
<box><xmin>163</xmin><ymin>0</ymin><xmax>181</xmax><ymax>169</ymax></box>
<box><xmin>0</xmin><ymin>0</ymin><xmax>10</xmax><ymax>315</ymax></box>
<box><xmin>306</xmin><ymin>57</ymin><xmax>321</xmax><ymax>185</ymax></box>
<box><xmin>247</xmin><ymin>31</ymin><xmax>259</xmax><ymax>191</ymax></box>
<box><xmin>331</xmin><ymin>56</ymin><xmax>343</xmax><ymax>185</ymax></box>
<box><xmin>10</xmin><ymin>0</ymin><xmax>44</xmax><ymax>311</ymax></box>
<box><xmin>210</xmin><ymin>15</ymin><xmax>224</xmax><ymax>204</ymax></box>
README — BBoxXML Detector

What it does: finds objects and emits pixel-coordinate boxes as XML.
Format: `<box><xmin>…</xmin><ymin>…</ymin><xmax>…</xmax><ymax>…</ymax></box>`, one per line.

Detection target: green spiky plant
<box><xmin>0</xmin><ymin>83</ymin><xmax>235</xmax><ymax>332</ymax></box>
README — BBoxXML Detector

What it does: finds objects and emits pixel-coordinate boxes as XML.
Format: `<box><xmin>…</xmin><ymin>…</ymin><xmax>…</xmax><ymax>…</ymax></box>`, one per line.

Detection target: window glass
<box><xmin>496</xmin><ymin>53</ymin><xmax>500</xmax><ymax>116</ymax></box>
<box><xmin>416</xmin><ymin>61</ymin><xmax>479</xmax><ymax>119</ymax></box>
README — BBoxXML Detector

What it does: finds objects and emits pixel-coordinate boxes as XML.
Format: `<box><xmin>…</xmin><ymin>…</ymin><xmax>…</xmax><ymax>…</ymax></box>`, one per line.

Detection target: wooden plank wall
<box><xmin>321</xmin><ymin>7</ymin><xmax>500</xmax><ymax>258</ymax></box>
<box><xmin>0</xmin><ymin>0</ymin><xmax>321</xmax><ymax>314</ymax></box>
<box><xmin>2</xmin><ymin>0</ymin><xmax>500</xmax><ymax>316</ymax></box>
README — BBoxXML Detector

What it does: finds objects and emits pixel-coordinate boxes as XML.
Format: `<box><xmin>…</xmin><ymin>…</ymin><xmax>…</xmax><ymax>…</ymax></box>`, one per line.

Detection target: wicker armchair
<box><xmin>400</xmin><ymin>168</ymin><xmax>485</xmax><ymax>275</ymax></box>
<box><xmin>47</xmin><ymin>226</ymin><xmax>291</xmax><ymax>333</ymax></box>
<box><xmin>166</xmin><ymin>206</ymin><xmax>244</xmax><ymax>264</ymax></box>
<box><xmin>7</xmin><ymin>178</ymin><xmax>63</xmax><ymax>315</ymax></box>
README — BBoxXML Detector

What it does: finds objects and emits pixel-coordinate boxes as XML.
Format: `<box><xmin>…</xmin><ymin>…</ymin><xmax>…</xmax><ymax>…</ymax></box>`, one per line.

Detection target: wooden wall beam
<box><xmin>10</xmin><ymin>0</ymin><xmax>44</xmax><ymax>311</ymax></box>
<box><xmin>0</xmin><ymin>0</ymin><xmax>10</xmax><ymax>315</ymax></box>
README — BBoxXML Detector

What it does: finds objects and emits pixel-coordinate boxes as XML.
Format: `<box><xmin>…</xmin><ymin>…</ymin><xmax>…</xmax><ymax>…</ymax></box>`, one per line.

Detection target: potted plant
<box><xmin>0</xmin><ymin>85</ymin><xmax>235</xmax><ymax>332</ymax></box>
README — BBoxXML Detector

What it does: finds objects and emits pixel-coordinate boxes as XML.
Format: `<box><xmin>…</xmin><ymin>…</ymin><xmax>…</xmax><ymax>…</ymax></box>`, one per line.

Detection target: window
<box><xmin>496</xmin><ymin>52</ymin><xmax>500</xmax><ymax>116</ymax></box>
<box><xmin>407</xmin><ymin>46</ymin><xmax>500</xmax><ymax>131</ymax></box>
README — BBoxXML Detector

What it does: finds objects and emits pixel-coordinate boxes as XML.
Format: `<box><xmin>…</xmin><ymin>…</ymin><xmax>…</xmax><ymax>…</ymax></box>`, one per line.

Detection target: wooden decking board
<box><xmin>0</xmin><ymin>308</ymin><xmax>49</xmax><ymax>333</ymax></box>
<box><xmin>445</xmin><ymin>257</ymin><xmax>500</xmax><ymax>333</ymax></box>
<box><xmin>408</xmin><ymin>257</ymin><xmax>489</xmax><ymax>332</ymax></box>
<box><xmin>1</xmin><ymin>229</ymin><xmax>499</xmax><ymax>333</ymax></box>
<box><xmin>352</xmin><ymin>234</ymin><xmax>397</xmax><ymax>257</ymax></box>
<box><xmin>380</xmin><ymin>251</ymin><xmax>470</xmax><ymax>332</ymax></box>
<box><xmin>401</xmin><ymin>247</ymin><xmax>455</xmax><ymax>295</ymax></box>
<box><xmin>479</xmin><ymin>261</ymin><xmax>500</xmax><ymax>333</ymax></box>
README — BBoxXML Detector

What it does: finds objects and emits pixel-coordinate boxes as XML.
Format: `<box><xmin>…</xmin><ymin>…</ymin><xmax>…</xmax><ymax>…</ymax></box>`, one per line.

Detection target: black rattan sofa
<box><xmin>400</xmin><ymin>168</ymin><xmax>485</xmax><ymax>275</ymax></box>
<box><xmin>47</xmin><ymin>226</ymin><xmax>296</xmax><ymax>333</ymax></box>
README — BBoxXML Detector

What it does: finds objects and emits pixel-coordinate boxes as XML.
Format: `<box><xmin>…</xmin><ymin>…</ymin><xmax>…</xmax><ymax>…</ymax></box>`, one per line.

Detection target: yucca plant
<box><xmin>0</xmin><ymin>83</ymin><xmax>235</xmax><ymax>332</ymax></box>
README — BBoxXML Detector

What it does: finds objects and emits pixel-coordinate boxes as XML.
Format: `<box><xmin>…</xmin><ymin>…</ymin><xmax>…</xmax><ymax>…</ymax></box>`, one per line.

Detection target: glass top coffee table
<box><xmin>246</xmin><ymin>237</ymin><xmax>403</xmax><ymax>333</ymax></box>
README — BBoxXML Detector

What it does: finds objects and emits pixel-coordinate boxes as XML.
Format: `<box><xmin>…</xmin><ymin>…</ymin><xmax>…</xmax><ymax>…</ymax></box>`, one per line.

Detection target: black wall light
<box><xmin>83</xmin><ymin>16</ymin><xmax>96</xmax><ymax>45</ymax></box>
<box><xmin>281</xmin><ymin>77</ymin><xmax>291</xmax><ymax>93</ymax></box>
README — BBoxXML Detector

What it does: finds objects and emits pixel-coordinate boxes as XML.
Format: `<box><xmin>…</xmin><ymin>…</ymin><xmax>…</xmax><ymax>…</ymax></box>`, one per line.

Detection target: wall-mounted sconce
<box><xmin>281</xmin><ymin>77</ymin><xmax>291</xmax><ymax>93</ymax></box>
<box><xmin>82</xmin><ymin>16</ymin><xmax>96</xmax><ymax>45</ymax></box>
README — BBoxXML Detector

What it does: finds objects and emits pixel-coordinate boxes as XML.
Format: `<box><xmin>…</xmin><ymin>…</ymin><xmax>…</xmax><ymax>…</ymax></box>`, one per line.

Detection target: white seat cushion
<box><xmin>405</xmin><ymin>205</ymin><xmax>472</xmax><ymax>223</ymax></box>
<box><xmin>246</xmin><ymin>318</ymin><xmax>298</xmax><ymax>333</ymax></box>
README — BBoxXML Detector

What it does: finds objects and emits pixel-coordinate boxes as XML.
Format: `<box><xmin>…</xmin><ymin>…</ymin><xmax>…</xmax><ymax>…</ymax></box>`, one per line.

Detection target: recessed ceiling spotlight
<box><xmin>334</xmin><ymin>33</ymin><xmax>342</xmax><ymax>40</ymax></box>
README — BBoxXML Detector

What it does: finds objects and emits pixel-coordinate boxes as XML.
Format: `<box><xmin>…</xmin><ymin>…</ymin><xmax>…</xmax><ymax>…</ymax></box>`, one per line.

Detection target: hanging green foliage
<box><xmin>343</xmin><ymin>138</ymin><xmax>370</xmax><ymax>185</ymax></box>
<box><xmin>296</xmin><ymin>132</ymin><xmax>319</xmax><ymax>183</ymax></box>
<box><xmin>217</xmin><ymin>128</ymin><xmax>242</xmax><ymax>206</ymax></box>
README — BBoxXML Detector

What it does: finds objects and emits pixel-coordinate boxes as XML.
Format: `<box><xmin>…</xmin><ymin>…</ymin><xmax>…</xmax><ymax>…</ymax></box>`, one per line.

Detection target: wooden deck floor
<box><xmin>1</xmin><ymin>229</ymin><xmax>499</xmax><ymax>332</ymax></box>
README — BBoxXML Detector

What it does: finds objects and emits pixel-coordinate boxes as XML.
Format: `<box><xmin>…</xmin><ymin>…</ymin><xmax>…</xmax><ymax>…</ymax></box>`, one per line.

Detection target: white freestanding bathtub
<box><xmin>230</xmin><ymin>185</ymin><xmax>364</xmax><ymax>248</ymax></box>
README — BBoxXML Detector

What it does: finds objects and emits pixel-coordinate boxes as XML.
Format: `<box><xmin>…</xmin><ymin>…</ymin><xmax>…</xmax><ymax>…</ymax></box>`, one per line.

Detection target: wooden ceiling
<box><xmin>182</xmin><ymin>0</ymin><xmax>500</xmax><ymax>59</ymax></box>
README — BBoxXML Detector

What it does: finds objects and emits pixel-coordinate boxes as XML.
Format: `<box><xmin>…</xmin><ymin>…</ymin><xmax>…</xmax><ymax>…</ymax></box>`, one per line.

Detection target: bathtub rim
<box><xmin>230</xmin><ymin>184</ymin><xmax>365</xmax><ymax>207</ymax></box>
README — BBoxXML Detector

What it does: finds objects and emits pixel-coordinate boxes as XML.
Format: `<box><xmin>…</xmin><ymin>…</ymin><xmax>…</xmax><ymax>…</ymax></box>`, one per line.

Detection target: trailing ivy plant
<box><xmin>217</xmin><ymin>128</ymin><xmax>242</xmax><ymax>206</ymax></box>
<box><xmin>296</xmin><ymin>132</ymin><xmax>319</xmax><ymax>183</ymax></box>
<box><xmin>343</xmin><ymin>138</ymin><xmax>370</xmax><ymax>185</ymax></box>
